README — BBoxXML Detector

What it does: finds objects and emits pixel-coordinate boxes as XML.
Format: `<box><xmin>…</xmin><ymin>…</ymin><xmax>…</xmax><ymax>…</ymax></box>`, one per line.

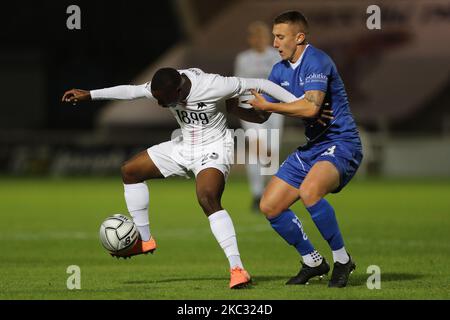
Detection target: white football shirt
<box><xmin>90</xmin><ymin>68</ymin><xmax>296</xmax><ymax>146</ymax></box>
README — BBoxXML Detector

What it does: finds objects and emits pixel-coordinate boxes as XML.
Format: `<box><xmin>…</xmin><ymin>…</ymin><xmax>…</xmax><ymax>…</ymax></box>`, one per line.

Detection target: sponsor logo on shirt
<box><xmin>299</xmin><ymin>76</ymin><xmax>304</xmax><ymax>86</ymax></box>
<box><xmin>305</xmin><ymin>73</ymin><xmax>328</xmax><ymax>84</ymax></box>
<box><xmin>280</xmin><ymin>81</ymin><xmax>290</xmax><ymax>87</ymax></box>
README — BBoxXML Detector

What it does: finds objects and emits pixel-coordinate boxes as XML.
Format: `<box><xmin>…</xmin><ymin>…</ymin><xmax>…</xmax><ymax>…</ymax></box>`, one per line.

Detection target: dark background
<box><xmin>0</xmin><ymin>1</ymin><xmax>181</xmax><ymax>130</ymax></box>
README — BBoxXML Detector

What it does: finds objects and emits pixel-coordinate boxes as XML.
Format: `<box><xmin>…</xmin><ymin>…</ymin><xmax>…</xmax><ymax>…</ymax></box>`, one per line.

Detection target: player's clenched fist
<box><xmin>62</xmin><ymin>89</ymin><xmax>91</xmax><ymax>104</ymax></box>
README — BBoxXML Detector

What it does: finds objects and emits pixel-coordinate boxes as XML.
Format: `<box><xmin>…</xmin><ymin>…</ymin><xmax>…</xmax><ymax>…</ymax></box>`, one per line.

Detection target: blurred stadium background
<box><xmin>0</xmin><ymin>0</ymin><xmax>449</xmax><ymax>300</ymax></box>
<box><xmin>1</xmin><ymin>0</ymin><xmax>449</xmax><ymax>178</ymax></box>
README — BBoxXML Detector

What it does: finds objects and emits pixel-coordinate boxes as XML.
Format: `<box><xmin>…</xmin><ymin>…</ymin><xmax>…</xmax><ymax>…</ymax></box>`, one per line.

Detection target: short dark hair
<box><xmin>151</xmin><ymin>67</ymin><xmax>181</xmax><ymax>92</ymax></box>
<box><xmin>274</xmin><ymin>10</ymin><xmax>309</xmax><ymax>34</ymax></box>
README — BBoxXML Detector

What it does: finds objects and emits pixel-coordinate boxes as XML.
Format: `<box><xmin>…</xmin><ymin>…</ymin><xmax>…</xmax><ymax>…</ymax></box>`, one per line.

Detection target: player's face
<box><xmin>272</xmin><ymin>23</ymin><xmax>304</xmax><ymax>62</ymax></box>
<box><xmin>152</xmin><ymin>87</ymin><xmax>182</xmax><ymax>108</ymax></box>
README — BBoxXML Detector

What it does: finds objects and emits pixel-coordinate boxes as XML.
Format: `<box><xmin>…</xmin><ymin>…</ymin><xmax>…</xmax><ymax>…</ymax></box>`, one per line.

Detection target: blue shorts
<box><xmin>276</xmin><ymin>140</ymin><xmax>363</xmax><ymax>193</ymax></box>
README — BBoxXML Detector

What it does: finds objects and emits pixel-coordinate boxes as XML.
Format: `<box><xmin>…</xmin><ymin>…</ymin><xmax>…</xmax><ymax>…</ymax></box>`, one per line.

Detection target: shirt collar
<box><xmin>288</xmin><ymin>44</ymin><xmax>310</xmax><ymax>70</ymax></box>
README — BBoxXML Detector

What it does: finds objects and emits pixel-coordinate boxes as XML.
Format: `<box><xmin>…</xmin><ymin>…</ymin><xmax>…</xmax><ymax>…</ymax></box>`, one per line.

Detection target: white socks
<box><xmin>302</xmin><ymin>248</ymin><xmax>349</xmax><ymax>266</ymax></box>
<box><xmin>124</xmin><ymin>182</ymin><xmax>151</xmax><ymax>241</ymax></box>
<box><xmin>333</xmin><ymin>247</ymin><xmax>350</xmax><ymax>264</ymax></box>
<box><xmin>302</xmin><ymin>248</ymin><xmax>350</xmax><ymax>266</ymax></box>
<box><xmin>208</xmin><ymin>210</ymin><xmax>244</xmax><ymax>269</ymax></box>
<box><xmin>302</xmin><ymin>250</ymin><xmax>323</xmax><ymax>267</ymax></box>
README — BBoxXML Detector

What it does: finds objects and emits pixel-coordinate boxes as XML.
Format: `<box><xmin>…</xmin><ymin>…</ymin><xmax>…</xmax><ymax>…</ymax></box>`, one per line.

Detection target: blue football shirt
<box><xmin>266</xmin><ymin>44</ymin><xmax>360</xmax><ymax>146</ymax></box>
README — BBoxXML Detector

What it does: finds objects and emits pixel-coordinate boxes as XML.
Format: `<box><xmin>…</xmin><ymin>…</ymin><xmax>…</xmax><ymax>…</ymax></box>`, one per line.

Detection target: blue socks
<box><xmin>307</xmin><ymin>198</ymin><xmax>344</xmax><ymax>250</ymax></box>
<box><xmin>268</xmin><ymin>209</ymin><xmax>314</xmax><ymax>255</ymax></box>
<box><xmin>268</xmin><ymin>199</ymin><xmax>345</xmax><ymax>260</ymax></box>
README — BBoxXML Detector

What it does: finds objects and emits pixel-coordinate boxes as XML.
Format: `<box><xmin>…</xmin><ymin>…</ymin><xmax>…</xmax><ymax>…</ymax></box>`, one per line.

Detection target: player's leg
<box><xmin>299</xmin><ymin>161</ymin><xmax>342</xmax><ymax>249</ymax></box>
<box><xmin>299</xmin><ymin>160</ymin><xmax>355</xmax><ymax>287</ymax></box>
<box><xmin>195</xmin><ymin>168</ymin><xmax>250</xmax><ymax>288</ymax></box>
<box><xmin>260</xmin><ymin>157</ymin><xmax>317</xmax><ymax>262</ymax></box>
<box><xmin>259</xmin><ymin>176</ymin><xmax>299</xmax><ymax>219</ymax></box>
<box><xmin>195</xmin><ymin>167</ymin><xmax>225</xmax><ymax>215</ymax></box>
<box><xmin>260</xmin><ymin>176</ymin><xmax>329</xmax><ymax>284</ymax></box>
<box><xmin>122</xmin><ymin>150</ymin><xmax>164</xmax><ymax>183</ymax></box>
<box><xmin>111</xmin><ymin>150</ymin><xmax>163</xmax><ymax>258</ymax></box>
<box><xmin>121</xmin><ymin>150</ymin><xmax>163</xmax><ymax>241</ymax></box>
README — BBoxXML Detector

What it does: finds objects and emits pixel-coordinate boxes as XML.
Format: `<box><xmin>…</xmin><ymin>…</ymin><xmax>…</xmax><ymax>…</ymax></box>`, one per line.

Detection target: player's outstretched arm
<box><xmin>62</xmin><ymin>84</ymin><xmax>152</xmax><ymax>104</ymax></box>
<box><xmin>239</xmin><ymin>78</ymin><xmax>297</xmax><ymax>104</ymax></box>
<box><xmin>225</xmin><ymin>98</ymin><xmax>271</xmax><ymax>124</ymax></box>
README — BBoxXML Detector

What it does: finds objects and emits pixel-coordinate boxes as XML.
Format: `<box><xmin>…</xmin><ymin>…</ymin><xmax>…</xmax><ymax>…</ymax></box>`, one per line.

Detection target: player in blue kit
<box><xmin>248</xmin><ymin>11</ymin><xmax>363</xmax><ymax>287</ymax></box>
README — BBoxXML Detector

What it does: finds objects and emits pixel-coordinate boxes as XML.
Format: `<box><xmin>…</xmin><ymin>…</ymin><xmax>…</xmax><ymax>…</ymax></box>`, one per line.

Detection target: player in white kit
<box><xmin>234</xmin><ymin>21</ymin><xmax>283</xmax><ymax>211</ymax></box>
<box><xmin>62</xmin><ymin>67</ymin><xmax>297</xmax><ymax>289</ymax></box>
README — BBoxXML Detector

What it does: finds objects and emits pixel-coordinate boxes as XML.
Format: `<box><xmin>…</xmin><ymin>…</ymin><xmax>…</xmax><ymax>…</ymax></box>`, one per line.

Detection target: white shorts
<box><xmin>147</xmin><ymin>132</ymin><xmax>234</xmax><ymax>179</ymax></box>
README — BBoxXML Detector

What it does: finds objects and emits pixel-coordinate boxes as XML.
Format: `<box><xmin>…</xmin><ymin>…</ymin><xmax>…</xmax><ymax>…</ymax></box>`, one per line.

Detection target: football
<box><xmin>99</xmin><ymin>214</ymin><xmax>139</xmax><ymax>254</ymax></box>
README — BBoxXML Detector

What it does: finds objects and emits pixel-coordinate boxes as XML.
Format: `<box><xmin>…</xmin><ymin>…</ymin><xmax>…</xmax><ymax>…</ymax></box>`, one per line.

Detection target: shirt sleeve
<box><xmin>196</xmin><ymin>72</ymin><xmax>296</xmax><ymax>103</ymax></box>
<box><xmin>264</xmin><ymin>65</ymin><xmax>281</xmax><ymax>103</ymax></box>
<box><xmin>201</xmin><ymin>74</ymin><xmax>243</xmax><ymax>100</ymax></box>
<box><xmin>239</xmin><ymin>78</ymin><xmax>297</xmax><ymax>103</ymax></box>
<box><xmin>303</xmin><ymin>55</ymin><xmax>332</xmax><ymax>92</ymax></box>
<box><xmin>90</xmin><ymin>83</ymin><xmax>153</xmax><ymax>100</ymax></box>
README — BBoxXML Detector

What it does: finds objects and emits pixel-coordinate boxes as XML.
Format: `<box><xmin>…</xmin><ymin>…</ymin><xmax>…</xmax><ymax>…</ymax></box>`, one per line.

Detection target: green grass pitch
<box><xmin>0</xmin><ymin>176</ymin><xmax>449</xmax><ymax>299</ymax></box>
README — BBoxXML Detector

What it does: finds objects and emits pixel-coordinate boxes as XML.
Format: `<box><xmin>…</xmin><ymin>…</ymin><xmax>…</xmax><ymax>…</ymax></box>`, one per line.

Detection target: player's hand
<box><xmin>62</xmin><ymin>89</ymin><xmax>91</xmax><ymax>105</ymax></box>
<box><xmin>316</xmin><ymin>102</ymin><xmax>334</xmax><ymax>126</ymax></box>
<box><xmin>247</xmin><ymin>89</ymin><xmax>269</xmax><ymax>111</ymax></box>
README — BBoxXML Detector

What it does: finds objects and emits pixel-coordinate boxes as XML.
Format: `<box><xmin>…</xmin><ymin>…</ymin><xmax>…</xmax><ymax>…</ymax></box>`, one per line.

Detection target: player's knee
<box><xmin>259</xmin><ymin>198</ymin><xmax>282</xmax><ymax>218</ymax></box>
<box><xmin>197</xmin><ymin>191</ymin><xmax>221</xmax><ymax>215</ymax></box>
<box><xmin>121</xmin><ymin>163</ymin><xmax>142</xmax><ymax>184</ymax></box>
<box><xmin>299</xmin><ymin>183</ymin><xmax>322</xmax><ymax>207</ymax></box>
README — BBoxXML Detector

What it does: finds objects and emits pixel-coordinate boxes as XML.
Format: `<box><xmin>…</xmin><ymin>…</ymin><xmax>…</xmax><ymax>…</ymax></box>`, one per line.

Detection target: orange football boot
<box><xmin>110</xmin><ymin>237</ymin><xmax>157</xmax><ymax>259</ymax></box>
<box><xmin>229</xmin><ymin>267</ymin><xmax>251</xmax><ymax>289</ymax></box>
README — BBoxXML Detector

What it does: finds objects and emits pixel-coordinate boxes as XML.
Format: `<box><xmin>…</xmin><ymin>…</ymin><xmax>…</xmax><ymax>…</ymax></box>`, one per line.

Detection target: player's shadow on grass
<box><xmin>124</xmin><ymin>273</ymin><xmax>423</xmax><ymax>287</ymax></box>
<box><xmin>124</xmin><ymin>275</ymin><xmax>288</xmax><ymax>285</ymax></box>
<box><xmin>346</xmin><ymin>272</ymin><xmax>425</xmax><ymax>287</ymax></box>
<box><xmin>124</xmin><ymin>277</ymin><xmax>228</xmax><ymax>285</ymax></box>
<box><xmin>125</xmin><ymin>275</ymin><xmax>295</xmax><ymax>286</ymax></box>
<box><xmin>252</xmin><ymin>275</ymin><xmax>305</xmax><ymax>283</ymax></box>
<box><xmin>373</xmin><ymin>272</ymin><xmax>424</xmax><ymax>282</ymax></box>
<box><xmin>256</xmin><ymin>273</ymin><xmax>424</xmax><ymax>287</ymax></box>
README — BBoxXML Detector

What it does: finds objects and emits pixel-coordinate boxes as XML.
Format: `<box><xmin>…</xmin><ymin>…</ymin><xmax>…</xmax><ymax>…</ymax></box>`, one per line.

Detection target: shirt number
<box><xmin>175</xmin><ymin>110</ymin><xmax>209</xmax><ymax>124</ymax></box>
